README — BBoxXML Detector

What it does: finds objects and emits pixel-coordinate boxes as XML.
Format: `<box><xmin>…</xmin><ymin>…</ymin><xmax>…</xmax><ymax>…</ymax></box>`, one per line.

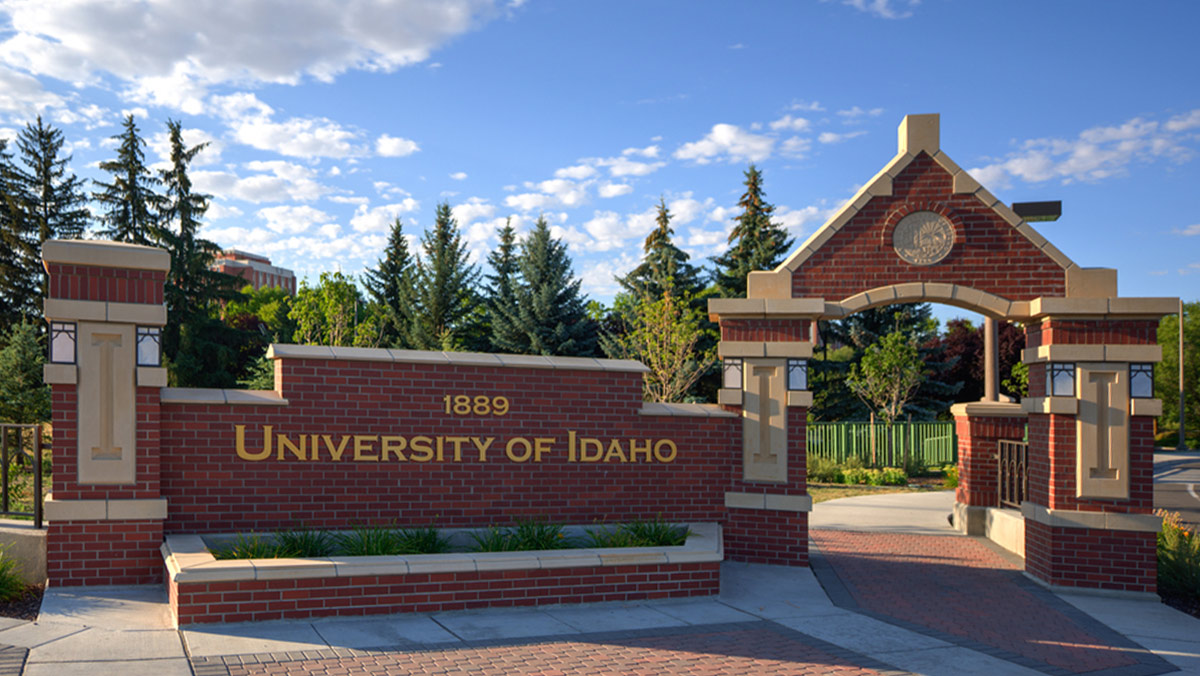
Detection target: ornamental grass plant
<box><xmin>1157</xmin><ymin>510</ymin><xmax>1200</xmax><ymax>602</ymax></box>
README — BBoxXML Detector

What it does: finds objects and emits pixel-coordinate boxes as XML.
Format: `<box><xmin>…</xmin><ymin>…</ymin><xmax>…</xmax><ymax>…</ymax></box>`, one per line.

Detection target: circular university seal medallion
<box><xmin>892</xmin><ymin>211</ymin><xmax>955</xmax><ymax>266</ymax></box>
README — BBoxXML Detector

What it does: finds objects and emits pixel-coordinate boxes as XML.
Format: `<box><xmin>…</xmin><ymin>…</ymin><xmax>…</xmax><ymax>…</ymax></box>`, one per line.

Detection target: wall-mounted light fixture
<box><xmin>136</xmin><ymin>326</ymin><xmax>161</xmax><ymax>367</ymax></box>
<box><xmin>787</xmin><ymin>359</ymin><xmax>808</xmax><ymax>391</ymax></box>
<box><xmin>49</xmin><ymin>322</ymin><xmax>77</xmax><ymax>364</ymax></box>
<box><xmin>723</xmin><ymin>358</ymin><xmax>743</xmax><ymax>389</ymax></box>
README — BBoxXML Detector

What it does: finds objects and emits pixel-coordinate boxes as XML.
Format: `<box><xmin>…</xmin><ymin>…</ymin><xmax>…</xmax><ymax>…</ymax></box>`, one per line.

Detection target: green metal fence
<box><xmin>806</xmin><ymin>421</ymin><xmax>957</xmax><ymax>468</ymax></box>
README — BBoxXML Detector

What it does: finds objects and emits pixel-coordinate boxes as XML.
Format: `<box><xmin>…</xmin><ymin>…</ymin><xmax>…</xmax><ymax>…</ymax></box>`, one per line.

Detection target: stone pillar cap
<box><xmin>42</xmin><ymin>239</ymin><xmax>169</xmax><ymax>272</ymax></box>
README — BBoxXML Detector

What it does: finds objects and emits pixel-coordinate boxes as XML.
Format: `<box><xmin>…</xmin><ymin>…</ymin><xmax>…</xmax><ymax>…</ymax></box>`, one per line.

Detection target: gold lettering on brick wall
<box><xmin>233</xmin><ymin>425</ymin><xmax>678</xmax><ymax>464</ymax></box>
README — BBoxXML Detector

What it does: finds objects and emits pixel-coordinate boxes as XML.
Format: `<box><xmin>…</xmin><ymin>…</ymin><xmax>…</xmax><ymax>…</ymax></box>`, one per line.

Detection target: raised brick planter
<box><xmin>163</xmin><ymin>523</ymin><xmax>722</xmax><ymax>625</ymax></box>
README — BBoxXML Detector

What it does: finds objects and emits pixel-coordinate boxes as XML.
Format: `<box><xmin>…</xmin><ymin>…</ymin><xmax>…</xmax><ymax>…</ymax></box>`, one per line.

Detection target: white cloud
<box><xmin>0</xmin><ymin>66</ymin><xmax>63</xmax><ymax>117</ymax></box>
<box><xmin>193</xmin><ymin>160</ymin><xmax>330</xmax><ymax>203</ymax></box>
<box><xmin>789</xmin><ymin>100</ymin><xmax>825</xmax><ymax>112</ymax></box>
<box><xmin>449</xmin><ymin>171</ymin><xmax>468</xmax><ymax>180</ymax></box>
<box><xmin>233</xmin><ymin>112</ymin><xmax>364</xmax><ymax>158</ymax></box>
<box><xmin>666</xmin><ymin>194</ymin><xmax>713</xmax><ymax>225</ymax></box>
<box><xmin>968</xmin><ymin>111</ymin><xmax>1200</xmax><ymax>188</ymax></box>
<box><xmin>836</xmin><ymin>0</ymin><xmax>918</xmax><ymax>19</ymax></box>
<box><xmin>621</xmin><ymin>144</ymin><xmax>660</xmax><ymax>158</ymax></box>
<box><xmin>769</xmin><ymin>115</ymin><xmax>810</xmax><ymax>132</ymax></box>
<box><xmin>376</xmin><ymin>134</ymin><xmax>420</xmax><ymax>157</ymax></box>
<box><xmin>674</xmin><ymin>123</ymin><xmax>774</xmax><ymax>164</ymax></box>
<box><xmin>1174</xmin><ymin>224</ymin><xmax>1200</xmax><ymax>236</ymax></box>
<box><xmin>578</xmin><ymin>251</ymin><xmax>640</xmax><ymax>299</ymax></box>
<box><xmin>0</xmin><ymin>0</ymin><xmax>502</xmax><ymax>110</ymax></box>
<box><xmin>505</xmin><ymin>192</ymin><xmax>551</xmax><ymax>212</ymax></box>
<box><xmin>595</xmin><ymin>155</ymin><xmax>666</xmax><ymax>177</ymax></box>
<box><xmin>205</xmin><ymin>202</ymin><xmax>242</xmax><ymax>221</ymax></box>
<box><xmin>257</xmin><ymin>205</ymin><xmax>333</xmax><ymax>234</ymax></box>
<box><xmin>1166</xmin><ymin>110</ymin><xmax>1200</xmax><ymax>132</ymax></box>
<box><xmin>451</xmin><ymin>198</ymin><xmax>496</xmax><ymax>227</ymax></box>
<box><xmin>536</xmin><ymin>178</ymin><xmax>587</xmax><ymax>207</ymax></box>
<box><xmin>781</xmin><ymin>136</ymin><xmax>812</xmax><ymax>158</ymax></box>
<box><xmin>327</xmin><ymin>195</ymin><xmax>369</xmax><ymax>206</ymax></box>
<box><xmin>554</xmin><ymin>164</ymin><xmax>596</xmax><ymax>180</ymax></box>
<box><xmin>837</xmin><ymin>106</ymin><xmax>885</xmax><ymax>119</ymax></box>
<box><xmin>818</xmin><ymin>130</ymin><xmax>867</xmax><ymax>144</ymax></box>
<box><xmin>52</xmin><ymin>103</ymin><xmax>109</xmax><ymax>129</ymax></box>
<box><xmin>598</xmin><ymin>182</ymin><xmax>632</xmax><ymax>198</ymax></box>
<box><xmin>147</xmin><ymin>126</ymin><xmax>223</xmax><ymax>168</ymax></box>
<box><xmin>350</xmin><ymin>201</ymin><xmax>419</xmax><ymax>233</ymax></box>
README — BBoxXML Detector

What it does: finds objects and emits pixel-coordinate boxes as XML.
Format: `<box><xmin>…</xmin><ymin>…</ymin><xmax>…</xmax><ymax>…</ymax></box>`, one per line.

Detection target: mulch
<box><xmin>1160</xmin><ymin>591</ymin><xmax>1200</xmax><ymax>620</ymax></box>
<box><xmin>0</xmin><ymin>586</ymin><xmax>42</xmax><ymax>621</ymax></box>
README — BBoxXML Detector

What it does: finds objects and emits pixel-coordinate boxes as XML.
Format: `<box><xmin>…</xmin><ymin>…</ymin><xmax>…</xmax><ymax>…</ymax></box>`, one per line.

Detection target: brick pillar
<box><xmin>708</xmin><ymin>304</ymin><xmax>816</xmax><ymax>566</ymax></box>
<box><xmin>950</xmin><ymin>402</ymin><xmax>1026</xmax><ymax>535</ymax></box>
<box><xmin>42</xmin><ymin>240</ymin><xmax>169</xmax><ymax>586</ymax></box>
<box><xmin>1021</xmin><ymin>317</ymin><xmax>1163</xmax><ymax>594</ymax></box>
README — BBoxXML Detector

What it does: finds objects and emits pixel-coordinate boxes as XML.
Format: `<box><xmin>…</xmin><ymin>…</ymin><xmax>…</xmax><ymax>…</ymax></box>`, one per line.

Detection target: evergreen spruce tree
<box><xmin>618</xmin><ymin>198</ymin><xmax>702</xmax><ymax>300</ymax></box>
<box><xmin>509</xmin><ymin>216</ymin><xmax>596</xmax><ymax>356</ymax></box>
<box><xmin>9</xmin><ymin>116</ymin><xmax>90</xmax><ymax>303</ymax></box>
<box><xmin>485</xmin><ymin>218</ymin><xmax>524</xmax><ymax>353</ymax></box>
<box><xmin>0</xmin><ymin>321</ymin><xmax>50</xmax><ymax>424</ymax></box>
<box><xmin>409</xmin><ymin>203</ymin><xmax>481</xmax><ymax>350</ymax></box>
<box><xmin>362</xmin><ymin>218</ymin><xmax>417</xmax><ymax>348</ymax></box>
<box><xmin>0</xmin><ymin>139</ymin><xmax>36</xmax><ymax>327</ymax></box>
<box><xmin>157</xmin><ymin>121</ymin><xmax>242</xmax><ymax>386</ymax></box>
<box><xmin>93</xmin><ymin>114</ymin><xmax>162</xmax><ymax>245</ymax></box>
<box><xmin>711</xmin><ymin>165</ymin><xmax>793</xmax><ymax>298</ymax></box>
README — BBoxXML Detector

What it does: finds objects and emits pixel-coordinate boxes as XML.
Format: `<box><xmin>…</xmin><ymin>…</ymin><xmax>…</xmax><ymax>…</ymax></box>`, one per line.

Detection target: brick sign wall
<box><xmin>159</xmin><ymin>349</ymin><xmax>740</xmax><ymax>534</ymax></box>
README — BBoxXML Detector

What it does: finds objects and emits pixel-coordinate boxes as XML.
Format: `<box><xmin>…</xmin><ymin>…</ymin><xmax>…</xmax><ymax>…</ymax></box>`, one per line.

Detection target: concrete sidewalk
<box><xmin>0</xmin><ymin>491</ymin><xmax>1190</xmax><ymax>675</ymax></box>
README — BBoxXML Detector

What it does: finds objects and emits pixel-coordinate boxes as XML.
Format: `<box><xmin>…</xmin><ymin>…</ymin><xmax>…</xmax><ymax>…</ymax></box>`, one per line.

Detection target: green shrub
<box><xmin>335</xmin><ymin>525</ymin><xmax>401</xmax><ymax>556</ymax></box>
<box><xmin>586</xmin><ymin>526</ymin><xmax>639</xmax><ymax>548</ymax></box>
<box><xmin>510</xmin><ymin>521</ymin><xmax>571</xmax><ymax>550</ymax></box>
<box><xmin>469</xmin><ymin>526</ymin><xmax>518</xmax><ymax>552</ymax></box>
<box><xmin>1157</xmin><ymin>510</ymin><xmax>1200</xmax><ymax>600</ymax></box>
<box><xmin>211</xmin><ymin>533</ymin><xmax>280</xmax><ymax>560</ymax></box>
<box><xmin>0</xmin><ymin>547</ymin><xmax>24</xmax><ymax>601</ymax></box>
<box><xmin>879</xmin><ymin>467</ymin><xmax>908</xmax><ymax>486</ymax></box>
<box><xmin>274</xmin><ymin>528</ymin><xmax>335</xmax><ymax>557</ymax></box>
<box><xmin>395</xmin><ymin>527</ymin><xmax>451</xmax><ymax>554</ymax></box>
<box><xmin>843</xmin><ymin>456</ymin><xmax>865</xmax><ymax>470</ymax></box>
<box><xmin>942</xmin><ymin>465</ymin><xmax>959</xmax><ymax>489</ymax></box>
<box><xmin>842</xmin><ymin>467</ymin><xmax>871</xmax><ymax>485</ymax></box>
<box><xmin>807</xmin><ymin>455</ymin><xmax>843</xmax><ymax>483</ymax></box>
<box><xmin>622</xmin><ymin>519</ymin><xmax>688</xmax><ymax>546</ymax></box>
<box><xmin>901</xmin><ymin>455</ymin><xmax>926</xmax><ymax>478</ymax></box>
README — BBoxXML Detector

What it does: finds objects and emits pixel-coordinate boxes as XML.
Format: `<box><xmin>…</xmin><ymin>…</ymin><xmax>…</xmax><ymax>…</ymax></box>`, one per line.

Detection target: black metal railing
<box><xmin>998</xmin><ymin>439</ymin><xmax>1027</xmax><ymax>510</ymax></box>
<box><xmin>0</xmin><ymin>424</ymin><xmax>44</xmax><ymax>528</ymax></box>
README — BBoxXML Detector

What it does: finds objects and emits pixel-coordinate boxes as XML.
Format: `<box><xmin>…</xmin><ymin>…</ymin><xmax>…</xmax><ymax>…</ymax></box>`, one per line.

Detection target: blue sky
<box><xmin>0</xmin><ymin>0</ymin><xmax>1196</xmax><ymax>321</ymax></box>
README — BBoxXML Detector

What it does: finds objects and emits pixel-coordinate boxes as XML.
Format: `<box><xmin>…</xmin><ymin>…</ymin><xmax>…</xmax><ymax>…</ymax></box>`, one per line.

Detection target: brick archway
<box><xmin>709</xmin><ymin>114</ymin><xmax>1175</xmax><ymax>595</ymax></box>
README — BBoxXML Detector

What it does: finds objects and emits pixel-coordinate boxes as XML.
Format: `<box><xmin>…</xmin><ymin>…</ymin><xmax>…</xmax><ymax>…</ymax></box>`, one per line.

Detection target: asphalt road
<box><xmin>1155</xmin><ymin>451</ymin><xmax>1200</xmax><ymax>528</ymax></box>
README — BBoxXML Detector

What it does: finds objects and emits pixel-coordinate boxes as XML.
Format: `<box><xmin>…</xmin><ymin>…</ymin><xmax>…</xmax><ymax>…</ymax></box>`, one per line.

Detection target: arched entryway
<box><xmin>709</xmin><ymin>113</ymin><xmax>1175</xmax><ymax>595</ymax></box>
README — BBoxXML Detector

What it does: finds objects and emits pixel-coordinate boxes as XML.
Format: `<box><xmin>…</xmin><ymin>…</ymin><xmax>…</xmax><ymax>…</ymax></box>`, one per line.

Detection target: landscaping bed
<box><xmin>162</xmin><ymin>522</ymin><xmax>722</xmax><ymax>626</ymax></box>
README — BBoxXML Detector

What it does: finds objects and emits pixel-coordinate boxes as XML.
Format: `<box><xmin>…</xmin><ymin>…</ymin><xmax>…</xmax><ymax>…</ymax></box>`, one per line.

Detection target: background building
<box><xmin>213</xmin><ymin>250</ymin><xmax>297</xmax><ymax>295</ymax></box>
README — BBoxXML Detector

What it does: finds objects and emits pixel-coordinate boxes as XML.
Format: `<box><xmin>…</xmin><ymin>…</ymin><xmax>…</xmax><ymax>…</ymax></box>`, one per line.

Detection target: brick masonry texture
<box><xmin>1026</xmin><ymin>319</ymin><xmax>1158</xmax><ymax>349</ymax></box>
<box><xmin>810</xmin><ymin>529</ymin><xmax>1169</xmax><ymax>673</ymax></box>
<box><xmin>172</xmin><ymin>562</ymin><xmax>719</xmax><ymax>625</ymax></box>
<box><xmin>954</xmin><ymin>415</ymin><xmax>1025</xmax><ymax>508</ymax></box>
<box><xmin>48</xmin><ymin>519</ymin><xmax>163</xmax><ymax>586</ymax></box>
<box><xmin>791</xmin><ymin>152</ymin><xmax>1067</xmax><ymax>302</ymax></box>
<box><xmin>1024</xmin><ymin>520</ymin><xmax>1157</xmax><ymax>594</ymax></box>
<box><xmin>45</xmin><ymin>262</ymin><xmax>165</xmax><ymax>305</ymax></box>
<box><xmin>160</xmin><ymin>359</ymin><xmax>744</xmax><ymax>533</ymax></box>
<box><xmin>720</xmin><ymin>319</ymin><xmax>810</xmax><ymax>343</ymax></box>
<box><xmin>194</xmin><ymin>622</ymin><xmax>900</xmax><ymax>676</ymax></box>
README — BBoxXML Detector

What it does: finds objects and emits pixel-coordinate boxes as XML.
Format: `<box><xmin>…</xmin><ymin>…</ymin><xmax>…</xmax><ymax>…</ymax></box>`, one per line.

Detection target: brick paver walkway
<box><xmin>192</xmin><ymin>623</ymin><xmax>907</xmax><ymax>676</ymax></box>
<box><xmin>810</xmin><ymin>529</ymin><xmax>1171</xmax><ymax>675</ymax></box>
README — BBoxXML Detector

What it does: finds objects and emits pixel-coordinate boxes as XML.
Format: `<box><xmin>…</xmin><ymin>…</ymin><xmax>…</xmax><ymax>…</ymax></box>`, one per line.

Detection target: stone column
<box><xmin>709</xmin><ymin>298</ymin><xmax>818</xmax><ymax>566</ymax></box>
<box><xmin>1020</xmin><ymin>314</ymin><xmax>1165</xmax><ymax>594</ymax></box>
<box><xmin>950</xmin><ymin>401</ymin><xmax>1026</xmax><ymax>535</ymax></box>
<box><xmin>42</xmin><ymin>240</ymin><xmax>169</xmax><ymax>586</ymax></box>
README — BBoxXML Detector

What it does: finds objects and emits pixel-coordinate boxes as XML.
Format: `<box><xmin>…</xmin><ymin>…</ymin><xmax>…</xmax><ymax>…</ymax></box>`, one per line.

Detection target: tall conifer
<box><xmin>0</xmin><ymin>140</ymin><xmax>35</xmax><ymax>326</ymax></box>
<box><xmin>508</xmin><ymin>217</ymin><xmax>595</xmax><ymax>356</ymax></box>
<box><xmin>711</xmin><ymin>164</ymin><xmax>793</xmax><ymax>297</ymax></box>
<box><xmin>618</xmin><ymin>198</ymin><xmax>701</xmax><ymax>300</ymax></box>
<box><xmin>409</xmin><ymin>203</ymin><xmax>480</xmax><ymax>350</ymax></box>
<box><xmin>362</xmin><ymin>217</ymin><xmax>417</xmax><ymax>348</ymax></box>
<box><xmin>9</xmin><ymin>116</ymin><xmax>90</xmax><ymax>303</ymax></box>
<box><xmin>485</xmin><ymin>219</ymin><xmax>524</xmax><ymax>353</ymax></box>
<box><xmin>93</xmin><ymin>114</ymin><xmax>162</xmax><ymax>245</ymax></box>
